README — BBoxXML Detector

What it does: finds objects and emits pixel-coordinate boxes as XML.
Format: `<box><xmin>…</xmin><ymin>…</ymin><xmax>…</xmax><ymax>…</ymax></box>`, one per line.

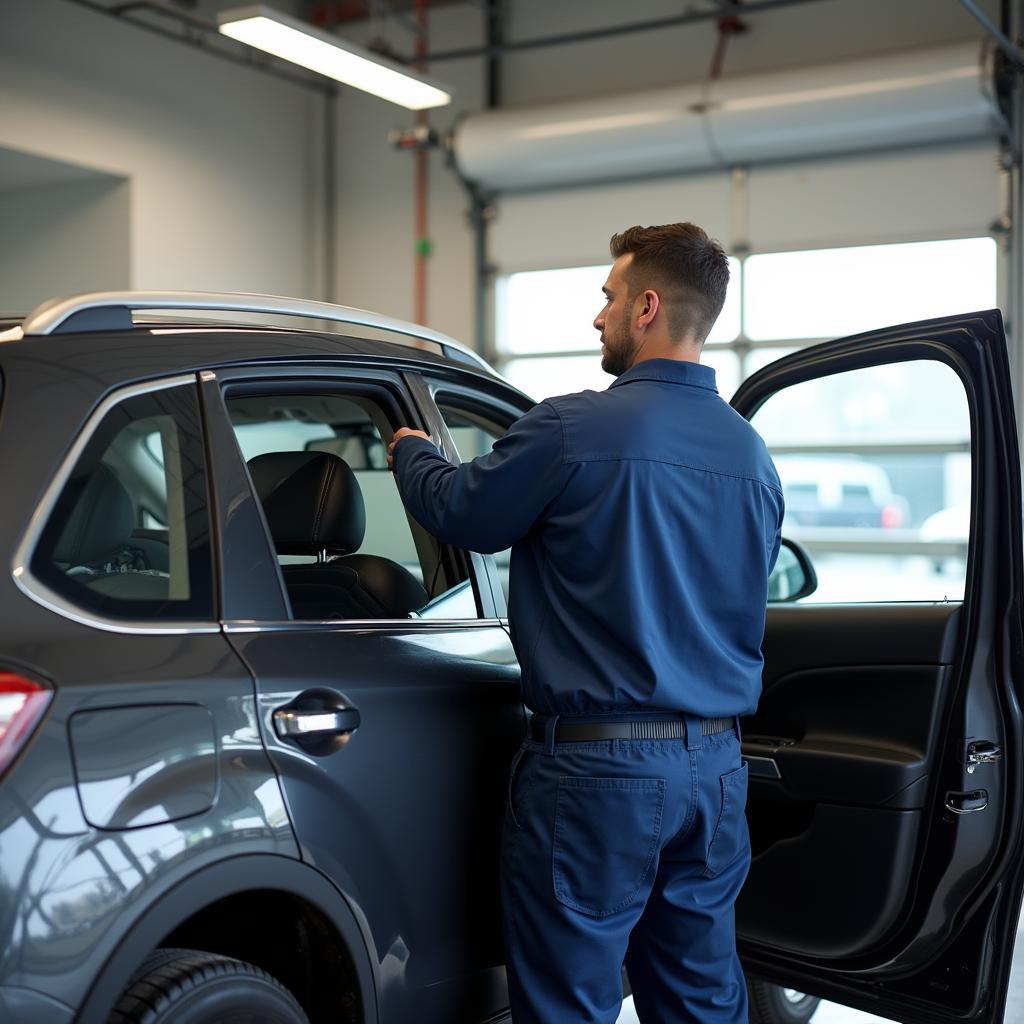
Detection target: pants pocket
<box><xmin>552</xmin><ymin>776</ymin><xmax>665</xmax><ymax>918</ymax></box>
<box><xmin>704</xmin><ymin>762</ymin><xmax>749</xmax><ymax>878</ymax></box>
<box><xmin>506</xmin><ymin>743</ymin><xmax>530</xmax><ymax>831</ymax></box>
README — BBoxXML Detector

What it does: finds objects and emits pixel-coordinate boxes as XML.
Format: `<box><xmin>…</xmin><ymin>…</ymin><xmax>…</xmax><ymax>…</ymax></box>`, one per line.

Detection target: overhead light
<box><xmin>218</xmin><ymin>4</ymin><xmax>452</xmax><ymax>110</ymax></box>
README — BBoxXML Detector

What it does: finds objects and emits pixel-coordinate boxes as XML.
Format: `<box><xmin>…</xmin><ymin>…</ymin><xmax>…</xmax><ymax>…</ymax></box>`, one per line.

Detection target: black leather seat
<box><xmin>247</xmin><ymin>451</ymin><xmax>429</xmax><ymax>620</ymax></box>
<box><xmin>53</xmin><ymin>462</ymin><xmax>135</xmax><ymax>569</ymax></box>
<box><xmin>51</xmin><ymin>462</ymin><xmax>169</xmax><ymax>599</ymax></box>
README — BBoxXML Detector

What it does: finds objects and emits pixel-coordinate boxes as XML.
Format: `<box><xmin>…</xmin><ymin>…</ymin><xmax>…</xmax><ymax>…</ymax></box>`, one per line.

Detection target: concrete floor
<box><xmin>615</xmin><ymin>912</ymin><xmax>1024</xmax><ymax>1023</ymax></box>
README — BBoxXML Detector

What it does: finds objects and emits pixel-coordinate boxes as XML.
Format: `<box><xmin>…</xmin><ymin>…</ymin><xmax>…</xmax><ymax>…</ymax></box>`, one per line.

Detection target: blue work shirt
<box><xmin>394</xmin><ymin>358</ymin><xmax>784</xmax><ymax>718</ymax></box>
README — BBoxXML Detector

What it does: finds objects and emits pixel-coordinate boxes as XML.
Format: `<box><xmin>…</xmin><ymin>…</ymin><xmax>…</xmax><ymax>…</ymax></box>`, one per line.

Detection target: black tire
<box><xmin>748</xmin><ymin>977</ymin><xmax>821</xmax><ymax>1024</ymax></box>
<box><xmin>108</xmin><ymin>946</ymin><xmax>310</xmax><ymax>1024</ymax></box>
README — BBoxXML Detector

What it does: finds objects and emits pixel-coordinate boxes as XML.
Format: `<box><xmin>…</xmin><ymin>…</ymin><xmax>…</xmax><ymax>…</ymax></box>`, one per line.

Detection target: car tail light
<box><xmin>0</xmin><ymin>671</ymin><xmax>52</xmax><ymax>778</ymax></box>
<box><xmin>881</xmin><ymin>504</ymin><xmax>904</xmax><ymax>529</ymax></box>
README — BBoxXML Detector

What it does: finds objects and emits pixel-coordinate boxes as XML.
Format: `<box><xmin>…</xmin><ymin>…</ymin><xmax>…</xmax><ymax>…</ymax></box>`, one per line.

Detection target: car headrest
<box><xmin>53</xmin><ymin>462</ymin><xmax>135</xmax><ymax>566</ymax></box>
<box><xmin>248</xmin><ymin>451</ymin><xmax>366</xmax><ymax>556</ymax></box>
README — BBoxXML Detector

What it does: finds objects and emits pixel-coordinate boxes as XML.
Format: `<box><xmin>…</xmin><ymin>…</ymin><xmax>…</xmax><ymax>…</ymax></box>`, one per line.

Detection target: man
<box><xmin>388</xmin><ymin>223</ymin><xmax>784</xmax><ymax>1023</ymax></box>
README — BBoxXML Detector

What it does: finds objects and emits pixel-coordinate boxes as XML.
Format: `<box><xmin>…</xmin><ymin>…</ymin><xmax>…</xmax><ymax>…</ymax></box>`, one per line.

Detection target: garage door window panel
<box><xmin>31</xmin><ymin>385</ymin><xmax>214</xmax><ymax>620</ymax></box>
<box><xmin>497</xmin><ymin>257</ymin><xmax>742</xmax><ymax>401</ymax></box>
<box><xmin>744</xmin><ymin>238</ymin><xmax>998</xmax><ymax>342</ymax></box>
<box><xmin>226</xmin><ymin>388</ymin><xmax>480</xmax><ymax>620</ymax></box>
<box><xmin>496</xmin><ymin>239</ymin><xmax>995</xmax><ymax>408</ymax></box>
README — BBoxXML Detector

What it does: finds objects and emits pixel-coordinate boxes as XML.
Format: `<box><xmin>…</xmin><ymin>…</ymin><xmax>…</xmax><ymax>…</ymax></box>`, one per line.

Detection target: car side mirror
<box><xmin>768</xmin><ymin>538</ymin><xmax>818</xmax><ymax>602</ymax></box>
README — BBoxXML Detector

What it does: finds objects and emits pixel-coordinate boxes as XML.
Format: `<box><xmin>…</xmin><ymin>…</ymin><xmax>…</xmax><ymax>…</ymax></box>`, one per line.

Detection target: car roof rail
<box><xmin>7</xmin><ymin>290</ymin><xmax>495</xmax><ymax>373</ymax></box>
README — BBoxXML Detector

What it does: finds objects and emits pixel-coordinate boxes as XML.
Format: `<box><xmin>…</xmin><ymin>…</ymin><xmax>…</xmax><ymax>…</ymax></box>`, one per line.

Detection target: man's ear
<box><xmin>638</xmin><ymin>289</ymin><xmax>660</xmax><ymax>328</ymax></box>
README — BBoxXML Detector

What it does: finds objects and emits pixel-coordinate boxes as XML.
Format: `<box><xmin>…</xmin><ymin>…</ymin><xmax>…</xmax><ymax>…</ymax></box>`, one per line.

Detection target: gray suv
<box><xmin>0</xmin><ymin>293</ymin><xmax>1021</xmax><ymax>1024</ymax></box>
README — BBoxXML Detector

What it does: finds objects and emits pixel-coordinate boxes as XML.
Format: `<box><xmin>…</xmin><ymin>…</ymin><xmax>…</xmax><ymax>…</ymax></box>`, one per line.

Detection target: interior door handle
<box><xmin>946</xmin><ymin>789</ymin><xmax>988</xmax><ymax>815</ymax></box>
<box><xmin>274</xmin><ymin>707</ymin><xmax>361</xmax><ymax>739</ymax></box>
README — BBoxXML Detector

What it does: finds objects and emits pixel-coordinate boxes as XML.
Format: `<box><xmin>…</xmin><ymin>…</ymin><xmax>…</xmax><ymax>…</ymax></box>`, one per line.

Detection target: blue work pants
<box><xmin>501</xmin><ymin>718</ymin><xmax>750</xmax><ymax>1023</ymax></box>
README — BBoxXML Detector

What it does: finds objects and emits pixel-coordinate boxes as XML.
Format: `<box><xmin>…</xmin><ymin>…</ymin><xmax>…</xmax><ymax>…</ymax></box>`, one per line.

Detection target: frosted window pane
<box><xmin>752</xmin><ymin>359</ymin><xmax>969</xmax><ymax>447</ymax></box>
<box><xmin>503</xmin><ymin>352</ymin><xmax>737</xmax><ymax>403</ymax></box>
<box><xmin>745</xmin><ymin>237</ymin><xmax>998</xmax><ymax>341</ymax></box>
<box><xmin>700</xmin><ymin>350</ymin><xmax>740</xmax><ymax>401</ymax></box>
<box><xmin>745</xmin><ymin>347</ymin><xmax>799</xmax><ymax>377</ymax></box>
<box><xmin>502</xmin><ymin>355</ymin><xmax>611</xmax><ymax>401</ymax></box>
<box><xmin>499</xmin><ymin>257</ymin><xmax>740</xmax><ymax>354</ymax></box>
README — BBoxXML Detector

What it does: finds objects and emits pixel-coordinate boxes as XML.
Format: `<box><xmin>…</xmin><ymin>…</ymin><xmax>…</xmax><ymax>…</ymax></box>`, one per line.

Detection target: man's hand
<box><xmin>387</xmin><ymin>427</ymin><xmax>432</xmax><ymax>469</ymax></box>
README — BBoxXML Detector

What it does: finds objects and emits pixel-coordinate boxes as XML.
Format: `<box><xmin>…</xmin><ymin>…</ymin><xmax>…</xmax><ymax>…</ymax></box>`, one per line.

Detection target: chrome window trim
<box><xmin>224</xmin><ymin>618</ymin><xmax>505</xmax><ymax>633</ymax></box>
<box><xmin>11</xmin><ymin>373</ymin><xmax>221</xmax><ymax>636</ymax></box>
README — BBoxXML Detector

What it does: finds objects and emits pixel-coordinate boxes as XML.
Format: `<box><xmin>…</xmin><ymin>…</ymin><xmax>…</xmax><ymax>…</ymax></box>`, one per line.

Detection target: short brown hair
<box><xmin>609</xmin><ymin>223</ymin><xmax>729</xmax><ymax>344</ymax></box>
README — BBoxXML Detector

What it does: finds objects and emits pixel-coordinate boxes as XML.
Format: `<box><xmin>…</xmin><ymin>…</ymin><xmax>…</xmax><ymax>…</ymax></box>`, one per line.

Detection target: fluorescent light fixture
<box><xmin>218</xmin><ymin>4</ymin><xmax>452</xmax><ymax>110</ymax></box>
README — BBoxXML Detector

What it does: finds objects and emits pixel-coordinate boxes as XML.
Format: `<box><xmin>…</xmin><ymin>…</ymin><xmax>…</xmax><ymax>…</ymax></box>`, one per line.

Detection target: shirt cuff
<box><xmin>393</xmin><ymin>435</ymin><xmax>444</xmax><ymax>474</ymax></box>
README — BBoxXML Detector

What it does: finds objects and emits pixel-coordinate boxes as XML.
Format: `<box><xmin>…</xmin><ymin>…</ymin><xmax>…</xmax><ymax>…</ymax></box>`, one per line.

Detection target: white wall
<box><xmin>0</xmin><ymin>175</ymin><xmax>131</xmax><ymax>311</ymax></box>
<box><xmin>0</xmin><ymin>0</ymin><xmax>323</xmax><ymax>300</ymax></box>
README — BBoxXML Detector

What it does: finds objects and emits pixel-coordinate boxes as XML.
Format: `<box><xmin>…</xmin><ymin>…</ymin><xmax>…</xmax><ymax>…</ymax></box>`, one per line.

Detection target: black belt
<box><xmin>529</xmin><ymin>715</ymin><xmax>735</xmax><ymax>743</ymax></box>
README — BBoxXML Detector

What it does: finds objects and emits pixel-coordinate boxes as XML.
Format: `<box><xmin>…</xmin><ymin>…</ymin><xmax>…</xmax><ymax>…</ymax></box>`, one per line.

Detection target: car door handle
<box><xmin>273</xmin><ymin>707</ymin><xmax>361</xmax><ymax>739</ymax></box>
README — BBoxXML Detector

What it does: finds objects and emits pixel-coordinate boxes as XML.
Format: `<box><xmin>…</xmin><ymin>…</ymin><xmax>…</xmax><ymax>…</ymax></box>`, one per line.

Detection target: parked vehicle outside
<box><xmin>774</xmin><ymin>455</ymin><xmax>909</xmax><ymax>529</ymax></box>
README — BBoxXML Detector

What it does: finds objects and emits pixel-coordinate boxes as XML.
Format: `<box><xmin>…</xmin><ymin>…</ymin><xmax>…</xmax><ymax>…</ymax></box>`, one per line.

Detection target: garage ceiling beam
<box><xmin>411</xmin><ymin>0</ymin><xmax>831</xmax><ymax>64</ymax></box>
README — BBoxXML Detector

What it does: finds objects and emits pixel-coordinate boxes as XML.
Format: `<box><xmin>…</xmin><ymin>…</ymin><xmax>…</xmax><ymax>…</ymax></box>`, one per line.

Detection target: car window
<box><xmin>435</xmin><ymin>400</ymin><xmax>513</xmax><ymax>604</ymax></box>
<box><xmin>226</xmin><ymin>390</ymin><xmax>478</xmax><ymax>620</ymax></box>
<box><xmin>31</xmin><ymin>384</ymin><xmax>214</xmax><ymax>620</ymax></box>
<box><xmin>751</xmin><ymin>359</ymin><xmax>971</xmax><ymax>603</ymax></box>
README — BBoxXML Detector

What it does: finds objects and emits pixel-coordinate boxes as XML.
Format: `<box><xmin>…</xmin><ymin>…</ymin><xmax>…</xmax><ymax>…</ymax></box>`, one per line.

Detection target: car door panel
<box><xmin>744</xmin><ymin>611</ymin><xmax>954</xmax><ymax>958</ymax></box>
<box><xmin>226</xmin><ymin>624</ymin><xmax>521</xmax><ymax>1023</ymax></box>
<box><xmin>201</xmin><ymin>362</ymin><xmax>525</xmax><ymax>1024</ymax></box>
<box><xmin>731</xmin><ymin>311</ymin><xmax>1023</xmax><ymax>1023</ymax></box>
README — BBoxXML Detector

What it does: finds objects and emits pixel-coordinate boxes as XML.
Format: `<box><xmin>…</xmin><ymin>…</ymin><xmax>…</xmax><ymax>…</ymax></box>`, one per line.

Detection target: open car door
<box><xmin>730</xmin><ymin>310</ymin><xmax>1024</xmax><ymax>1024</ymax></box>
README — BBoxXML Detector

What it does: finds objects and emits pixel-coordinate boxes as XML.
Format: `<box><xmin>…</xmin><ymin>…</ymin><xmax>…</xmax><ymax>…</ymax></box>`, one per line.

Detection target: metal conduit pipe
<box><xmin>451</xmin><ymin>42</ymin><xmax>1004</xmax><ymax>193</ymax></box>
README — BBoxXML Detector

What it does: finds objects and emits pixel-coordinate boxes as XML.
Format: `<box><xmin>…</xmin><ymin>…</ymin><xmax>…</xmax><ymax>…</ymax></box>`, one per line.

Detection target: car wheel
<box><xmin>748</xmin><ymin>977</ymin><xmax>821</xmax><ymax>1024</ymax></box>
<box><xmin>108</xmin><ymin>946</ymin><xmax>309</xmax><ymax>1024</ymax></box>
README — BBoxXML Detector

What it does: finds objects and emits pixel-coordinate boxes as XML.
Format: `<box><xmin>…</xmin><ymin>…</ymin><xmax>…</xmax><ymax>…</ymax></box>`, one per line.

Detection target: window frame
<box><xmin>211</xmin><ymin>364</ymin><xmax>501</xmax><ymax>627</ymax></box>
<box><xmin>736</xmin><ymin>342</ymin><xmax>979</xmax><ymax>608</ymax></box>
<box><xmin>12</xmin><ymin>374</ymin><xmax>220</xmax><ymax>635</ymax></box>
<box><xmin>408</xmin><ymin>371</ymin><xmax>534</xmax><ymax>621</ymax></box>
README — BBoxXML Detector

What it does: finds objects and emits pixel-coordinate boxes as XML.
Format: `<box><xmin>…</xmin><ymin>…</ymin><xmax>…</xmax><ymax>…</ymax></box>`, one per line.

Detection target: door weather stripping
<box><xmin>12</xmin><ymin>290</ymin><xmax>495</xmax><ymax>373</ymax></box>
<box><xmin>966</xmin><ymin>739</ymin><xmax>1003</xmax><ymax>773</ymax></box>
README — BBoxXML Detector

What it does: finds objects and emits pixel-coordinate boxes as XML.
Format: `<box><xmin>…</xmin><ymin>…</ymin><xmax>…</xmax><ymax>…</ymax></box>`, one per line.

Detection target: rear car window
<box><xmin>226</xmin><ymin>389</ymin><xmax>479</xmax><ymax>620</ymax></box>
<box><xmin>30</xmin><ymin>383</ymin><xmax>214</xmax><ymax>620</ymax></box>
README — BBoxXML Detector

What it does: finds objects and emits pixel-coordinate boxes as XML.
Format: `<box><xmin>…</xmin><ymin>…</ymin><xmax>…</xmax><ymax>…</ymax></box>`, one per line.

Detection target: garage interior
<box><xmin>2</xmin><ymin>1</ymin><xmax>1023</xmax><ymax>1022</ymax></box>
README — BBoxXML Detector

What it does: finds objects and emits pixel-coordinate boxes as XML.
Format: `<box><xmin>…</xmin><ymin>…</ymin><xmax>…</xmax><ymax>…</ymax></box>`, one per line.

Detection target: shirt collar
<box><xmin>608</xmin><ymin>358</ymin><xmax>718</xmax><ymax>393</ymax></box>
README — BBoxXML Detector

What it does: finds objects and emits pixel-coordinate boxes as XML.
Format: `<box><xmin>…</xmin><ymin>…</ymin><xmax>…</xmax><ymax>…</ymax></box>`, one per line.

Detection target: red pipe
<box><xmin>414</xmin><ymin>0</ymin><xmax>430</xmax><ymax>327</ymax></box>
<box><xmin>310</xmin><ymin>3</ymin><xmax>370</xmax><ymax>28</ymax></box>
<box><xmin>708</xmin><ymin>11</ymin><xmax>747</xmax><ymax>79</ymax></box>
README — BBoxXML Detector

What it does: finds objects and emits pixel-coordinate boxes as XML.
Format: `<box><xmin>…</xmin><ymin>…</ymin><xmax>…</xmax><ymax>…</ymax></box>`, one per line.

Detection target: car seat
<box><xmin>50</xmin><ymin>462</ymin><xmax>170</xmax><ymax>598</ymax></box>
<box><xmin>247</xmin><ymin>450</ymin><xmax>429</xmax><ymax>619</ymax></box>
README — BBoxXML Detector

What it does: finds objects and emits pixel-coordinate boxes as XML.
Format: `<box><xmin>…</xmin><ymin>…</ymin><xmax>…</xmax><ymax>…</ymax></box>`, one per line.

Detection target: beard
<box><xmin>600</xmin><ymin>320</ymin><xmax>638</xmax><ymax>378</ymax></box>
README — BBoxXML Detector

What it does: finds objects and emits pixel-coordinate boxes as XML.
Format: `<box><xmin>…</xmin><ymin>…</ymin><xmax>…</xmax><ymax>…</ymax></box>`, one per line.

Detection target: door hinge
<box><xmin>966</xmin><ymin>740</ymin><xmax>1003</xmax><ymax>774</ymax></box>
